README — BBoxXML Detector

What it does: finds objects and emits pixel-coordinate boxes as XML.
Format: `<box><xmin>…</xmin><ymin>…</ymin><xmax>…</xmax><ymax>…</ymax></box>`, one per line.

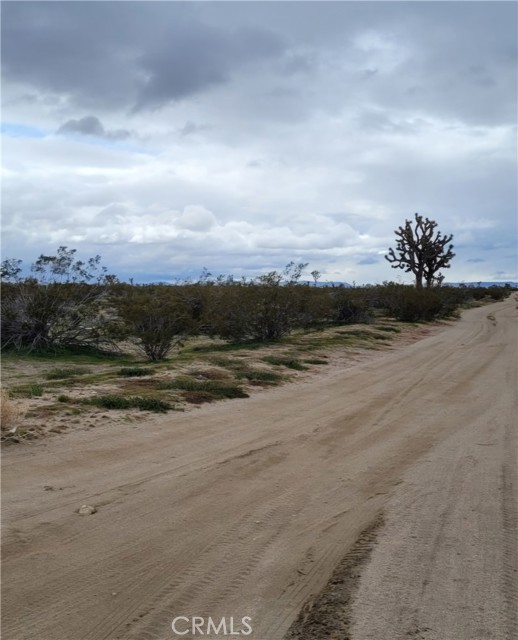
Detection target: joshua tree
<box><xmin>386</xmin><ymin>213</ymin><xmax>455</xmax><ymax>288</ymax></box>
<box><xmin>310</xmin><ymin>270</ymin><xmax>321</xmax><ymax>287</ymax></box>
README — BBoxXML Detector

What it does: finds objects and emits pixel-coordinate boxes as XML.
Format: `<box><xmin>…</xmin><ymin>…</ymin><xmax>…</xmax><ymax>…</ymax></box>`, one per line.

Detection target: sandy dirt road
<box><xmin>2</xmin><ymin>298</ymin><xmax>517</xmax><ymax>640</ymax></box>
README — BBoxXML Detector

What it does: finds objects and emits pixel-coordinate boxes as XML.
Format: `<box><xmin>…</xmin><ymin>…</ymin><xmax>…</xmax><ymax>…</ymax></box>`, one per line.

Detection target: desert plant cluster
<box><xmin>1</xmin><ymin>247</ymin><xmax>512</xmax><ymax>360</ymax></box>
<box><xmin>1</xmin><ymin>239</ymin><xmax>513</xmax><ymax>442</ymax></box>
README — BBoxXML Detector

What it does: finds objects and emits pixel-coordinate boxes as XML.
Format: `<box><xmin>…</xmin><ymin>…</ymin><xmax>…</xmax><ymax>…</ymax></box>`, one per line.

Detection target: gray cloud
<box><xmin>135</xmin><ymin>23</ymin><xmax>284</xmax><ymax>110</ymax></box>
<box><xmin>358</xmin><ymin>256</ymin><xmax>380</xmax><ymax>266</ymax></box>
<box><xmin>178</xmin><ymin>121</ymin><xmax>208</xmax><ymax>137</ymax></box>
<box><xmin>57</xmin><ymin>116</ymin><xmax>131</xmax><ymax>141</ymax></box>
<box><xmin>1</xmin><ymin>2</ymin><xmax>516</xmax><ymax>284</ymax></box>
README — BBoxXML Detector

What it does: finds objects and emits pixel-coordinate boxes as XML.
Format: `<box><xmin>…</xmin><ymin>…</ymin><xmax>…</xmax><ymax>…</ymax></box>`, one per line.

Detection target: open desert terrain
<box><xmin>2</xmin><ymin>297</ymin><xmax>517</xmax><ymax>640</ymax></box>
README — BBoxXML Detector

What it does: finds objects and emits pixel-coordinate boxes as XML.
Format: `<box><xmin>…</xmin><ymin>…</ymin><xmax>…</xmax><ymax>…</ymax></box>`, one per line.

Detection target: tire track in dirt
<box><xmin>2</xmin><ymin>298</ymin><xmax>515</xmax><ymax>640</ymax></box>
<box><xmin>347</xmin><ymin>298</ymin><xmax>517</xmax><ymax>640</ymax></box>
<box><xmin>283</xmin><ymin>514</ymin><xmax>384</xmax><ymax>640</ymax></box>
<box><xmin>502</xmin><ymin>407</ymin><xmax>518</xmax><ymax>639</ymax></box>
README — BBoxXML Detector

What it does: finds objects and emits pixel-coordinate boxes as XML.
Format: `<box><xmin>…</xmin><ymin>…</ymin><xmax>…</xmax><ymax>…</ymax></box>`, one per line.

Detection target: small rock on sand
<box><xmin>77</xmin><ymin>504</ymin><xmax>97</xmax><ymax>516</ymax></box>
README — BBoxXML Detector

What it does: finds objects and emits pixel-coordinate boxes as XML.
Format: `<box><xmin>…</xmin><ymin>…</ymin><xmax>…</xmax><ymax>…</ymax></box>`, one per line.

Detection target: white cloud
<box><xmin>1</xmin><ymin>2</ymin><xmax>516</xmax><ymax>283</ymax></box>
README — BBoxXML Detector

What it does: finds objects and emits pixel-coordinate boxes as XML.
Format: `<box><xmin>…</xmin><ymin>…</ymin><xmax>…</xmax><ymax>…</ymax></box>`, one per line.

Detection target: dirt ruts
<box><xmin>2</xmin><ymin>297</ymin><xmax>516</xmax><ymax>640</ymax></box>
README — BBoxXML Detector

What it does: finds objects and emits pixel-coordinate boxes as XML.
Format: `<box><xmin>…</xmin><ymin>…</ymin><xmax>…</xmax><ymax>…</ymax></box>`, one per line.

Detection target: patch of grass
<box><xmin>30</xmin><ymin>383</ymin><xmax>45</xmax><ymax>397</ymax></box>
<box><xmin>25</xmin><ymin>404</ymin><xmax>71</xmax><ymax>418</ymax></box>
<box><xmin>81</xmin><ymin>395</ymin><xmax>172</xmax><ymax>413</ymax></box>
<box><xmin>190</xmin><ymin>341</ymin><xmax>266</xmax><ymax>353</ymax></box>
<box><xmin>337</xmin><ymin>329</ymin><xmax>389</xmax><ymax>341</ymax></box>
<box><xmin>182</xmin><ymin>390</ymin><xmax>218</xmax><ymax>404</ymax></box>
<box><xmin>303</xmin><ymin>358</ymin><xmax>329</xmax><ymax>365</ymax></box>
<box><xmin>234</xmin><ymin>368</ymin><xmax>283</xmax><ymax>383</ymax></box>
<box><xmin>45</xmin><ymin>367</ymin><xmax>89</xmax><ymax>380</ymax></box>
<box><xmin>376</xmin><ymin>325</ymin><xmax>401</xmax><ymax>333</ymax></box>
<box><xmin>57</xmin><ymin>394</ymin><xmax>72</xmax><ymax>403</ymax></box>
<box><xmin>2</xmin><ymin>346</ymin><xmax>131</xmax><ymax>365</ymax></box>
<box><xmin>187</xmin><ymin>368</ymin><xmax>231</xmax><ymax>380</ymax></box>
<box><xmin>118</xmin><ymin>367</ymin><xmax>155</xmax><ymax>377</ymax></box>
<box><xmin>207</xmin><ymin>356</ymin><xmax>236</xmax><ymax>368</ymax></box>
<box><xmin>158</xmin><ymin>376</ymin><xmax>249</xmax><ymax>400</ymax></box>
<box><xmin>262</xmin><ymin>356</ymin><xmax>308</xmax><ymax>371</ymax></box>
<box><xmin>12</xmin><ymin>383</ymin><xmax>45</xmax><ymax>398</ymax></box>
<box><xmin>119</xmin><ymin>378</ymin><xmax>162</xmax><ymax>393</ymax></box>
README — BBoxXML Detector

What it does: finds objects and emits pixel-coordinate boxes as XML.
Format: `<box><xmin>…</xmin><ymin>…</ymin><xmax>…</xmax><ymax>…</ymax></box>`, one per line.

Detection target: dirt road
<box><xmin>2</xmin><ymin>298</ymin><xmax>517</xmax><ymax>640</ymax></box>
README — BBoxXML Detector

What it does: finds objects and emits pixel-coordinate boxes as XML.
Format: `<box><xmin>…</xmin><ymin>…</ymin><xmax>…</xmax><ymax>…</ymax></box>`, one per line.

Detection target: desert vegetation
<box><xmin>1</xmin><ymin>244</ymin><xmax>514</xmax><ymax>442</ymax></box>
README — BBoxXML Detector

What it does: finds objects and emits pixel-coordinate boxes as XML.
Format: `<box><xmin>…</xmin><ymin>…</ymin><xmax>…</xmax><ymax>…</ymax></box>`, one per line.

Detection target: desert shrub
<box><xmin>338</xmin><ymin>329</ymin><xmax>388</xmax><ymax>340</ymax></box>
<box><xmin>458</xmin><ymin>285</ymin><xmax>510</xmax><ymax>302</ymax></box>
<box><xmin>304</xmin><ymin>358</ymin><xmax>329</xmax><ymax>365</ymax></box>
<box><xmin>82</xmin><ymin>395</ymin><xmax>171</xmax><ymax>412</ymax></box>
<box><xmin>159</xmin><ymin>376</ymin><xmax>249</xmax><ymax>399</ymax></box>
<box><xmin>234</xmin><ymin>368</ymin><xmax>283</xmax><ymax>382</ymax></box>
<box><xmin>330</xmin><ymin>289</ymin><xmax>374</xmax><ymax>324</ymax></box>
<box><xmin>203</xmin><ymin>262</ymin><xmax>316</xmax><ymax>343</ymax></box>
<box><xmin>484</xmin><ymin>286</ymin><xmax>509</xmax><ymax>301</ymax></box>
<box><xmin>1</xmin><ymin>390</ymin><xmax>23</xmax><ymax>431</ymax></box>
<box><xmin>262</xmin><ymin>356</ymin><xmax>308</xmax><ymax>370</ymax></box>
<box><xmin>182</xmin><ymin>390</ymin><xmax>218</xmax><ymax>404</ymax></box>
<box><xmin>1</xmin><ymin>247</ymin><xmax>115</xmax><ymax>353</ymax></box>
<box><xmin>118</xmin><ymin>367</ymin><xmax>154</xmax><ymax>377</ymax></box>
<box><xmin>13</xmin><ymin>383</ymin><xmax>45</xmax><ymax>398</ymax></box>
<box><xmin>57</xmin><ymin>394</ymin><xmax>72</xmax><ymax>402</ymax></box>
<box><xmin>46</xmin><ymin>367</ymin><xmax>89</xmax><ymax>380</ymax></box>
<box><xmin>187</xmin><ymin>368</ymin><xmax>231</xmax><ymax>380</ymax></box>
<box><xmin>383</xmin><ymin>286</ymin><xmax>444</xmax><ymax>322</ymax></box>
<box><xmin>376</xmin><ymin>325</ymin><xmax>401</xmax><ymax>333</ymax></box>
<box><xmin>112</xmin><ymin>285</ymin><xmax>197</xmax><ymax>361</ymax></box>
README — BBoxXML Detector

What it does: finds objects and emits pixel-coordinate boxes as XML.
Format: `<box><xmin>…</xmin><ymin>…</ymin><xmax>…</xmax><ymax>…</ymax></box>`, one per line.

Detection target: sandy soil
<box><xmin>1</xmin><ymin>298</ymin><xmax>516</xmax><ymax>640</ymax></box>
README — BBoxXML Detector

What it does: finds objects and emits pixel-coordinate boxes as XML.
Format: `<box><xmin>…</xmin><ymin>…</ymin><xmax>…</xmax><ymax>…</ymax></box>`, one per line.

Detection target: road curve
<box><xmin>2</xmin><ymin>297</ymin><xmax>516</xmax><ymax>640</ymax></box>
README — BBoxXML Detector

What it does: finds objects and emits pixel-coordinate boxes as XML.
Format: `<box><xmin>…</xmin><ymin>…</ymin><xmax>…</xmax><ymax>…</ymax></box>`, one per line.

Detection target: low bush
<box><xmin>376</xmin><ymin>325</ymin><xmax>401</xmax><ymax>333</ymax></box>
<box><xmin>13</xmin><ymin>383</ymin><xmax>45</xmax><ymax>398</ymax></box>
<box><xmin>82</xmin><ymin>395</ymin><xmax>172</xmax><ymax>413</ymax></box>
<box><xmin>159</xmin><ymin>376</ymin><xmax>249</xmax><ymax>399</ymax></box>
<box><xmin>330</xmin><ymin>290</ymin><xmax>374</xmax><ymax>324</ymax></box>
<box><xmin>187</xmin><ymin>368</ymin><xmax>231</xmax><ymax>380</ymax></box>
<box><xmin>262</xmin><ymin>356</ymin><xmax>308</xmax><ymax>370</ymax></box>
<box><xmin>377</xmin><ymin>285</ymin><xmax>444</xmax><ymax>322</ymax></box>
<box><xmin>46</xmin><ymin>367</ymin><xmax>89</xmax><ymax>380</ymax></box>
<box><xmin>111</xmin><ymin>284</ymin><xmax>197</xmax><ymax>361</ymax></box>
<box><xmin>118</xmin><ymin>367</ymin><xmax>154</xmax><ymax>377</ymax></box>
<box><xmin>234</xmin><ymin>368</ymin><xmax>283</xmax><ymax>382</ymax></box>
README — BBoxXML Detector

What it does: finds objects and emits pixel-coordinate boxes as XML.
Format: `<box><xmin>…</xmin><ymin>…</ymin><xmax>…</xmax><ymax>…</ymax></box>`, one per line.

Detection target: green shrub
<box><xmin>262</xmin><ymin>356</ymin><xmax>308</xmax><ymax>370</ymax></box>
<box><xmin>159</xmin><ymin>376</ymin><xmax>249</xmax><ymax>399</ymax></box>
<box><xmin>330</xmin><ymin>290</ymin><xmax>374</xmax><ymax>324</ymax></box>
<box><xmin>112</xmin><ymin>284</ymin><xmax>197</xmax><ymax>361</ymax></box>
<box><xmin>379</xmin><ymin>285</ymin><xmax>443</xmax><ymax>322</ymax></box>
<box><xmin>29</xmin><ymin>384</ymin><xmax>44</xmax><ymax>397</ymax></box>
<box><xmin>1</xmin><ymin>247</ymin><xmax>114</xmax><ymax>353</ymax></box>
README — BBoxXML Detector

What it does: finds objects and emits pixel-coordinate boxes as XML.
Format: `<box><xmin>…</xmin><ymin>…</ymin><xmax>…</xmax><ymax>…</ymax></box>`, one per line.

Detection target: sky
<box><xmin>1</xmin><ymin>1</ymin><xmax>517</xmax><ymax>284</ymax></box>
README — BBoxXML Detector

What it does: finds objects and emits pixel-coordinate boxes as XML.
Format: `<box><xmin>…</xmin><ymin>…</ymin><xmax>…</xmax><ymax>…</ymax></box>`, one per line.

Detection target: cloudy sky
<box><xmin>2</xmin><ymin>1</ymin><xmax>517</xmax><ymax>284</ymax></box>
